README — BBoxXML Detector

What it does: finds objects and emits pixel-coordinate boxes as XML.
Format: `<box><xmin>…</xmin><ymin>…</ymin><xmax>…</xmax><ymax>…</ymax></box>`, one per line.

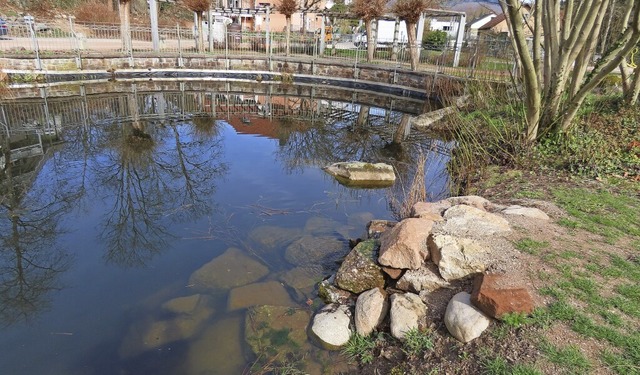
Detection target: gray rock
<box><xmin>355</xmin><ymin>288</ymin><xmax>388</xmax><ymax>336</ymax></box>
<box><xmin>248</xmin><ymin>225</ymin><xmax>303</xmax><ymax>251</ymax></box>
<box><xmin>389</xmin><ymin>293</ymin><xmax>427</xmax><ymax>340</ymax></box>
<box><xmin>379</xmin><ymin>218</ymin><xmax>434</xmax><ymax>270</ymax></box>
<box><xmin>335</xmin><ymin>239</ymin><xmax>385</xmax><ymax>294</ymax></box>
<box><xmin>161</xmin><ymin>294</ymin><xmax>202</xmax><ymax>314</ymax></box>
<box><xmin>310</xmin><ymin>304</ymin><xmax>353</xmax><ymax>350</ymax></box>
<box><xmin>502</xmin><ymin>205</ymin><xmax>550</xmax><ymax>220</ymax></box>
<box><xmin>318</xmin><ymin>275</ymin><xmax>354</xmax><ymax>305</ymax></box>
<box><xmin>189</xmin><ymin>247</ymin><xmax>269</xmax><ymax>291</ymax></box>
<box><xmin>396</xmin><ymin>263</ymin><xmax>450</xmax><ymax>293</ymax></box>
<box><xmin>440</xmin><ymin>204</ymin><xmax>511</xmax><ymax>237</ymax></box>
<box><xmin>428</xmin><ymin>233</ymin><xmax>488</xmax><ymax>281</ymax></box>
<box><xmin>284</xmin><ymin>235</ymin><xmax>347</xmax><ymax>266</ymax></box>
<box><xmin>444</xmin><ymin>292</ymin><xmax>491</xmax><ymax>343</ymax></box>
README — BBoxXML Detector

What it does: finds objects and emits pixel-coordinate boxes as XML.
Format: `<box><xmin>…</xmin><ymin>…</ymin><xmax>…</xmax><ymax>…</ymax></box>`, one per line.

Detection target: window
<box><xmin>442</xmin><ymin>26</ymin><xmax>451</xmax><ymax>31</ymax></box>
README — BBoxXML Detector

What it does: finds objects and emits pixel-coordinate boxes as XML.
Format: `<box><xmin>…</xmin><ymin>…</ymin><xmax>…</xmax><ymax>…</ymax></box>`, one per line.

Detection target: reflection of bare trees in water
<box><xmin>0</xmin><ymin>140</ymin><xmax>74</xmax><ymax>327</ymax></box>
<box><xmin>95</xmin><ymin>119</ymin><xmax>228</xmax><ymax>268</ymax></box>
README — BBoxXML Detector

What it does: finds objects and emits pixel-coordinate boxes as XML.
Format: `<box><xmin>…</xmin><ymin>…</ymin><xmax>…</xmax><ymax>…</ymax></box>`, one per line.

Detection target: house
<box><xmin>465</xmin><ymin>13</ymin><xmax>497</xmax><ymax>40</ymax></box>
<box><xmin>430</xmin><ymin>17</ymin><xmax>461</xmax><ymax>41</ymax></box>
<box><xmin>477</xmin><ymin>5</ymin><xmax>533</xmax><ymax>38</ymax></box>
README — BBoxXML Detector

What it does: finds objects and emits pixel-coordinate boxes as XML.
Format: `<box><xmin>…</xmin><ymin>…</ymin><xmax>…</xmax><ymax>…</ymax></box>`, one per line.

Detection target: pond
<box><xmin>0</xmin><ymin>80</ymin><xmax>452</xmax><ymax>374</ymax></box>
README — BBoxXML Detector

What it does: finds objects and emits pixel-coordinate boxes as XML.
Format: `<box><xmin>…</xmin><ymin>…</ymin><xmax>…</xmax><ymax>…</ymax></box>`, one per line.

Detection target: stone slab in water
<box><xmin>189</xmin><ymin>247</ymin><xmax>269</xmax><ymax>291</ymax></box>
<box><xmin>284</xmin><ymin>235</ymin><xmax>347</xmax><ymax>266</ymax></box>
<box><xmin>248</xmin><ymin>225</ymin><xmax>303</xmax><ymax>251</ymax></box>
<box><xmin>245</xmin><ymin>305</ymin><xmax>310</xmax><ymax>357</ymax></box>
<box><xmin>182</xmin><ymin>316</ymin><xmax>245</xmax><ymax>375</ymax></box>
<box><xmin>227</xmin><ymin>280</ymin><xmax>296</xmax><ymax>311</ymax></box>
<box><xmin>323</xmin><ymin>161</ymin><xmax>396</xmax><ymax>187</ymax></box>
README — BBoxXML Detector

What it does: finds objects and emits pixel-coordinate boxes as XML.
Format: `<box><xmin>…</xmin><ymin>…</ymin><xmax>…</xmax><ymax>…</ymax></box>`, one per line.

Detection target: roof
<box><xmin>478</xmin><ymin>13</ymin><xmax>505</xmax><ymax>30</ymax></box>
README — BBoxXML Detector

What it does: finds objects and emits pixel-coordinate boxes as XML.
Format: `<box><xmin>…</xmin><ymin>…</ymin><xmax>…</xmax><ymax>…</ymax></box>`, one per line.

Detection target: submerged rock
<box><xmin>227</xmin><ymin>280</ymin><xmax>296</xmax><ymax>311</ymax></box>
<box><xmin>245</xmin><ymin>305</ymin><xmax>310</xmax><ymax>357</ymax></box>
<box><xmin>304</xmin><ymin>216</ymin><xmax>342</xmax><ymax>236</ymax></box>
<box><xmin>119</xmin><ymin>296</ymin><xmax>214</xmax><ymax>358</ymax></box>
<box><xmin>284</xmin><ymin>235</ymin><xmax>347</xmax><ymax>266</ymax></box>
<box><xmin>323</xmin><ymin>161</ymin><xmax>396</xmax><ymax>187</ymax></box>
<box><xmin>183</xmin><ymin>316</ymin><xmax>245</xmax><ymax>375</ymax></box>
<box><xmin>248</xmin><ymin>225</ymin><xmax>303</xmax><ymax>251</ymax></box>
<box><xmin>188</xmin><ymin>247</ymin><xmax>269</xmax><ymax>291</ymax></box>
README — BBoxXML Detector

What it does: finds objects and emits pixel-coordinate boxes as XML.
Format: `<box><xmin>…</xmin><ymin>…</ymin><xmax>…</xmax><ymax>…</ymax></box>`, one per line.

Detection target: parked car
<box><xmin>0</xmin><ymin>18</ymin><xmax>8</xmax><ymax>36</ymax></box>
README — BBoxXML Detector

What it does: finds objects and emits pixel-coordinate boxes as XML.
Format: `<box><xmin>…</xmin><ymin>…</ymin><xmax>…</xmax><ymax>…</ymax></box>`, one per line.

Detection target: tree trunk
<box><xmin>286</xmin><ymin>16</ymin><xmax>291</xmax><ymax>56</ymax></box>
<box><xmin>366</xmin><ymin>20</ymin><xmax>374</xmax><ymax>62</ymax></box>
<box><xmin>407</xmin><ymin>22</ymin><xmax>418</xmax><ymax>71</ymax></box>
<box><xmin>195</xmin><ymin>11</ymin><xmax>204</xmax><ymax>53</ymax></box>
<box><xmin>119</xmin><ymin>0</ymin><xmax>132</xmax><ymax>54</ymax></box>
<box><xmin>626</xmin><ymin>63</ymin><xmax>640</xmax><ymax>105</ymax></box>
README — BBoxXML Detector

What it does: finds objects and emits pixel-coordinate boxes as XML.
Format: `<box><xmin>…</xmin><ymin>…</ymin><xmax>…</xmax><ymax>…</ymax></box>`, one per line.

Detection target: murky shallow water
<box><xmin>0</xmin><ymin>81</ymin><xmax>451</xmax><ymax>374</ymax></box>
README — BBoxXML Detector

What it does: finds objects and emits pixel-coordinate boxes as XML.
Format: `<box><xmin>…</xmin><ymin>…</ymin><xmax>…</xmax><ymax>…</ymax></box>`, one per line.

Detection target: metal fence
<box><xmin>0</xmin><ymin>17</ymin><xmax>516</xmax><ymax>82</ymax></box>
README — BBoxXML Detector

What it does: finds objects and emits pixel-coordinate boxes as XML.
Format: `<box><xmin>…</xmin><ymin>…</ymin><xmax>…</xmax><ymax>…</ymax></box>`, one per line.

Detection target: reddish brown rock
<box><xmin>470</xmin><ymin>274</ymin><xmax>535</xmax><ymax>319</ymax></box>
<box><xmin>381</xmin><ymin>266</ymin><xmax>404</xmax><ymax>279</ymax></box>
<box><xmin>379</xmin><ymin>218</ymin><xmax>434</xmax><ymax>270</ymax></box>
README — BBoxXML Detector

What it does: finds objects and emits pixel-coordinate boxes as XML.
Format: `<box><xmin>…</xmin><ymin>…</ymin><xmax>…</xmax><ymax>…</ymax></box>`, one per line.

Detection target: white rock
<box><xmin>446</xmin><ymin>195</ymin><xmax>492</xmax><ymax>211</ymax></box>
<box><xmin>355</xmin><ymin>288</ymin><xmax>388</xmax><ymax>336</ymax></box>
<box><xmin>428</xmin><ymin>233</ymin><xmax>488</xmax><ymax>281</ymax></box>
<box><xmin>444</xmin><ymin>292</ymin><xmax>491</xmax><ymax>343</ymax></box>
<box><xmin>396</xmin><ymin>263</ymin><xmax>450</xmax><ymax>293</ymax></box>
<box><xmin>502</xmin><ymin>205</ymin><xmax>550</xmax><ymax>220</ymax></box>
<box><xmin>441</xmin><ymin>205</ymin><xmax>511</xmax><ymax>237</ymax></box>
<box><xmin>310</xmin><ymin>304</ymin><xmax>352</xmax><ymax>350</ymax></box>
<box><xmin>389</xmin><ymin>293</ymin><xmax>427</xmax><ymax>340</ymax></box>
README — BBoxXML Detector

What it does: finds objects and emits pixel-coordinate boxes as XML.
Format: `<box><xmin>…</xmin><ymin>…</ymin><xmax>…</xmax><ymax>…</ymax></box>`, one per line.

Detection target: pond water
<box><xmin>0</xmin><ymin>81</ymin><xmax>451</xmax><ymax>374</ymax></box>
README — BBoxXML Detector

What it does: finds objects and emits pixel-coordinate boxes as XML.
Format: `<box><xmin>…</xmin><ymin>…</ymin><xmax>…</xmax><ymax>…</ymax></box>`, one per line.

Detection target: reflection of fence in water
<box><xmin>1</xmin><ymin>89</ymin><xmax>420</xmax><ymax>136</ymax></box>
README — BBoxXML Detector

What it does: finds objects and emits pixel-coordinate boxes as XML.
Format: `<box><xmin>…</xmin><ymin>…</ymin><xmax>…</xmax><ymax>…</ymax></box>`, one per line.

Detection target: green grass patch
<box><xmin>552</xmin><ymin>188</ymin><xmax>640</xmax><ymax>241</ymax></box>
<box><xmin>540</xmin><ymin>341</ymin><xmax>592</xmax><ymax>374</ymax></box>
<box><xmin>482</xmin><ymin>356</ymin><xmax>542</xmax><ymax>375</ymax></box>
<box><xmin>514</xmin><ymin>238</ymin><xmax>550</xmax><ymax>255</ymax></box>
<box><xmin>402</xmin><ymin>328</ymin><xmax>434</xmax><ymax>357</ymax></box>
<box><xmin>342</xmin><ymin>333</ymin><xmax>376</xmax><ymax>364</ymax></box>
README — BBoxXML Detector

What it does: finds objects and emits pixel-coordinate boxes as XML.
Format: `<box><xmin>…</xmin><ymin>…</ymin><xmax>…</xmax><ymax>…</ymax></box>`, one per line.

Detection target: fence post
<box><xmin>225</xmin><ymin>25</ymin><xmax>229</xmax><ymax>70</ymax></box>
<box><xmin>28</xmin><ymin>18</ymin><xmax>43</xmax><ymax>70</ymax></box>
<box><xmin>177</xmin><ymin>24</ymin><xmax>184</xmax><ymax>67</ymax></box>
<box><xmin>68</xmin><ymin>16</ymin><xmax>82</xmax><ymax>70</ymax></box>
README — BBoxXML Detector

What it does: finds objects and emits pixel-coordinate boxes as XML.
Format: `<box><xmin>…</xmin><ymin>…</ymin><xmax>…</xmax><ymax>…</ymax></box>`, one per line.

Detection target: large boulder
<box><xmin>189</xmin><ymin>247</ymin><xmax>269</xmax><ymax>291</ymax></box>
<box><xmin>310</xmin><ymin>304</ymin><xmax>353</xmax><ymax>350</ymax></box>
<box><xmin>355</xmin><ymin>288</ymin><xmax>388</xmax><ymax>336</ymax></box>
<box><xmin>335</xmin><ymin>239</ymin><xmax>386</xmax><ymax>294</ymax></box>
<box><xmin>428</xmin><ymin>233</ymin><xmax>488</xmax><ymax>281</ymax></box>
<box><xmin>227</xmin><ymin>281</ymin><xmax>296</xmax><ymax>311</ymax></box>
<box><xmin>284</xmin><ymin>235</ymin><xmax>347</xmax><ymax>266</ymax></box>
<box><xmin>378</xmin><ymin>218</ymin><xmax>434</xmax><ymax>270</ymax></box>
<box><xmin>323</xmin><ymin>161</ymin><xmax>396</xmax><ymax>187</ymax></box>
<box><xmin>440</xmin><ymin>204</ymin><xmax>511</xmax><ymax>237</ymax></box>
<box><xmin>389</xmin><ymin>293</ymin><xmax>427</xmax><ymax>340</ymax></box>
<box><xmin>470</xmin><ymin>273</ymin><xmax>535</xmax><ymax>319</ymax></box>
<box><xmin>446</xmin><ymin>195</ymin><xmax>492</xmax><ymax>211</ymax></box>
<box><xmin>444</xmin><ymin>292</ymin><xmax>491</xmax><ymax>343</ymax></box>
<box><xmin>245</xmin><ymin>305</ymin><xmax>310</xmax><ymax>357</ymax></box>
<box><xmin>396</xmin><ymin>262</ymin><xmax>450</xmax><ymax>293</ymax></box>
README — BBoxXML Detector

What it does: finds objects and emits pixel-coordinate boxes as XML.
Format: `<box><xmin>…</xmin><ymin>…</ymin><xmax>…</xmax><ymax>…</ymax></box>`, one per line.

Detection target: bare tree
<box><xmin>118</xmin><ymin>0</ymin><xmax>133</xmax><ymax>54</ymax></box>
<box><xmin>278</xmin><ymin>0</ymin><xmax>298</xmax><ymax>56</ymax></box>
<box><xmin>184</xmin><ymin>0</ymin><xmax>211</xmax><ymax>52</ymax></box>
<box><xmin>500</xmin><ymin>0</ymin><xmax>640</xmax><ymax>141</ymax></box>
<box><xmin>391</xmin><ymin>0</ymin><xmax>437</xmax><ymax>71</ymax></box>
<box><xmin>352</xmin><ymin>0</ymin><xmax>388</xmax><ymax>62</ymax></box>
